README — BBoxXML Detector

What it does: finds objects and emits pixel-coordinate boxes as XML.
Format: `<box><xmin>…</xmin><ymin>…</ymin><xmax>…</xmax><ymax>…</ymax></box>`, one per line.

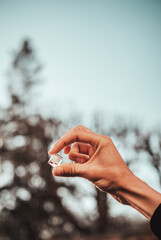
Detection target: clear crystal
<box><xmin>48</xmin><ymin>153</ymin><xmax>63</xmax><ymax>168</ymax></box>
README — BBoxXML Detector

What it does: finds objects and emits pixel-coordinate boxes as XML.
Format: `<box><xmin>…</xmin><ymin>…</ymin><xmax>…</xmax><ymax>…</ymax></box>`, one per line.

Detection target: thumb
<box><xmin>53</xmin><ymin>163</ymin><xmax>86</xmax><ymax>177</ymax></box>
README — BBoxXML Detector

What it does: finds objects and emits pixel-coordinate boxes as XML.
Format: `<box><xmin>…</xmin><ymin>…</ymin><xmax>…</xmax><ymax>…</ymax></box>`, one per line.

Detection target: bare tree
<box><xmin>0</xmin><ymin>40</ymin><xmax>90</xmax><ymax>240</ymax></box>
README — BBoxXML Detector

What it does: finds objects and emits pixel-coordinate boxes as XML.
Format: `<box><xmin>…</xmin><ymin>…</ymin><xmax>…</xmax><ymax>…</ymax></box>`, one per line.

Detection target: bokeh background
<box><xmin>0</xmin><ymin>0</ymin><xmax>161</xmax><ymax>239</ymax></box>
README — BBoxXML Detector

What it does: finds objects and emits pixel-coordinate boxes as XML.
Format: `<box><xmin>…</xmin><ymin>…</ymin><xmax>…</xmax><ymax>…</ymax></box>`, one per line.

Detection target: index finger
<box><xmin>48</xmin><ymin>130</ymin><xmax>99</xmax><ymax>154</ymax></box>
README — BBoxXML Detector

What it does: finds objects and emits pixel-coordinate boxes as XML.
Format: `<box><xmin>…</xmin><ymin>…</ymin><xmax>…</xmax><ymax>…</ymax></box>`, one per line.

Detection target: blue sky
<box><xmin>0</xmin><ymin>0</ymin><xmax>161</xmax><ymax>128</ymax></box>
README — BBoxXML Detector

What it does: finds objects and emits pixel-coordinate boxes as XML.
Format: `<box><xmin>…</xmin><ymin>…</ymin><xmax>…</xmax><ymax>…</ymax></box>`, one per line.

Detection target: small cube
<box><xmin>48</xmin><ymin>153</ymin><xmax>63</xmax><ymax>168</ymax></box>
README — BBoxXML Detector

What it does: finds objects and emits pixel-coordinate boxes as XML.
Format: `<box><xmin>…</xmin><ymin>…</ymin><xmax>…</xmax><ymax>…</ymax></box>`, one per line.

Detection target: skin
<box><xmin>49</xmin><ymin>125</ymin><xmax>161</xmax><ymax>220</ymax></box>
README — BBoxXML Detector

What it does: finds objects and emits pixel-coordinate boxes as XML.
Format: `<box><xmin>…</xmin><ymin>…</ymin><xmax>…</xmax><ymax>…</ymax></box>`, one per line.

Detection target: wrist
<box><xmin>115</xmin><ymin>174</ymin><xmax>161</xmax><ymax>220</ymax></box>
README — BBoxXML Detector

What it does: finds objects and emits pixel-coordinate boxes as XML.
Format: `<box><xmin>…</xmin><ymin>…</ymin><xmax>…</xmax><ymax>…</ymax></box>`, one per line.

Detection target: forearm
<box><xmin>116</xmin><ymin>174</ymin><xmax>161</xmax><ymax>220</ymax></box>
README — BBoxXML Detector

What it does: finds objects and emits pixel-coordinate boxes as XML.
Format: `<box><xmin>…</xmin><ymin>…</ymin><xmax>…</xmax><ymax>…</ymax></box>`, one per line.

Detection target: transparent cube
<box><xmin>48</xmin><ymin>153</ymin><xmax>63</xmax><ymax>168</ymax></box>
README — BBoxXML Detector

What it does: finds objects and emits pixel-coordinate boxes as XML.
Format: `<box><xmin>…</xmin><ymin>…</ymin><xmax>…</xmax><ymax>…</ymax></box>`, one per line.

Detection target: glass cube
<box><xmin>48</xmin><ymin>153</ymin><xmax>63</xmax><ymax>168</ymax></box>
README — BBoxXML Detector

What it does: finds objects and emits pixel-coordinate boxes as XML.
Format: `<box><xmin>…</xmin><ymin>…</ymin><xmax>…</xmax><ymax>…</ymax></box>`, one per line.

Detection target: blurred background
<box><xmin>0</xmin><ymin>0</ymin><xmax>161</xmax><ymax>239</ymax></box>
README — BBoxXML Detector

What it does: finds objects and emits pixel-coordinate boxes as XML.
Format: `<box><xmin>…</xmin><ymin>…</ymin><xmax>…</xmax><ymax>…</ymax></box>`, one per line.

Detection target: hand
<box><xmin>49</xmin><ymin>125</ymin><xmax>161</xmax><ymax>220</ymax></box>
<box><xmin>48</xmin><ymin>125</ymin><xmax>133</xmax><ymax>199</ymax></box>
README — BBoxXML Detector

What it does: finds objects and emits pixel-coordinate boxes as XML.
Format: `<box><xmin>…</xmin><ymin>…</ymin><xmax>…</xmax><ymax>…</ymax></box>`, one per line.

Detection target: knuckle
<box><xmin>106</xmin><ymin>136</ymin><xmax>112</xmax><ymax>142</ymax></box>
<box><xmin>70</xmin><ymin>164</ymin><xmax>76</xmax><ymax>176</ymax></box>
<box><xmin>102</xmin><ymin>135</ymin><xmax>113</xmax><ymax>145</ymax></box>
<box><xmin>76</xmin><ymin>125</ymin><xmax>84</xmax><ymax>131</ymax></box>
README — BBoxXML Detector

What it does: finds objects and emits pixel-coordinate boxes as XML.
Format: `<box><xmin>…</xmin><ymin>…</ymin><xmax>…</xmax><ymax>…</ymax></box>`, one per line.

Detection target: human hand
<box><xmin>49</xmin><ymin>125</ymin><xmax>161</xmax><ymax>219</ymax></box>
<box><xmin>48</xmin><ymin>125</ymin><xmax>134</xmax><ymax>200</ymax></box>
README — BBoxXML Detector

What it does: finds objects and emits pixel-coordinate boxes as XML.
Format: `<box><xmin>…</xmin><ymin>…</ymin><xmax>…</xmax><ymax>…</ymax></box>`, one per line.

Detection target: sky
<box><xmin>0</xmin><ymin>0</ymin><xmax>161</xmax><ymax>220</ymax></box>
<box><xmin>0</xmin><ymin>0</ymin><xmax>161</xmax><ymax>128</ymax></box>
